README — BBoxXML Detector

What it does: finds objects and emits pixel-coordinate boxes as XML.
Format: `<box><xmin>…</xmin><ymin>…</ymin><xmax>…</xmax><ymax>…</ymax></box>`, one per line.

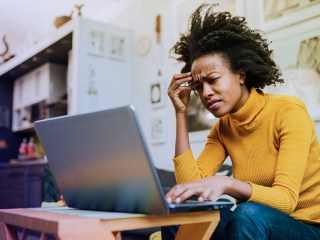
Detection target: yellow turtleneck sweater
<box><xmin>173</xmin><ymin>88</ymin><xmax>320</xmax><ymax>224</ymax></box>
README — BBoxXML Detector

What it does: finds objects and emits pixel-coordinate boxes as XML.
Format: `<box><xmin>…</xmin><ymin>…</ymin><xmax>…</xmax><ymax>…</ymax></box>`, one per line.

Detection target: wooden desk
<box><xmin>0</xmin><ymin>207</ymin><xmax>220</xmax><ymax>240</ymax></box>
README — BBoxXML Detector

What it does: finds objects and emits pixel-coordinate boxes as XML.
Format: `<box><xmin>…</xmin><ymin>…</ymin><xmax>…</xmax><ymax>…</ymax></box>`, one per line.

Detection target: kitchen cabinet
<box><xmin>0</xmin><ymin>16</ymin><xmax>133</xmax><ymax>132</ymax></box>
<box><xmin>0</xmin><ymin>160</ymin><xmax>47</xmax><ymax>209</ymax></box>
<box><xmin>12</xmin><ymin>63</ymin><xmax>67</xmax><ymax>131</ymax></box>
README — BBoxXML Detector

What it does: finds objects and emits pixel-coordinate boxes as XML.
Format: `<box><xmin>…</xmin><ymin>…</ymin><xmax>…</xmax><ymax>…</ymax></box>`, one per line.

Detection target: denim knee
<box><xmin>232</xmin><ymin>202</ymin><xmax>267</xmax><ymax>222</ymax></box>
<box><xmin>226</xmin><ymin>202</ymin><xmax>270</xmax><ymax>240</ymax></box>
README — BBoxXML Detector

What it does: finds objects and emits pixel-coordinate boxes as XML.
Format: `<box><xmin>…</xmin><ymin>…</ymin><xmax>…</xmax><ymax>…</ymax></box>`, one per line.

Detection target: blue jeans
<box><xmin>161</xmin><ymin>202</ymin><xmax>320</xmax><ymax>239</ymax></box>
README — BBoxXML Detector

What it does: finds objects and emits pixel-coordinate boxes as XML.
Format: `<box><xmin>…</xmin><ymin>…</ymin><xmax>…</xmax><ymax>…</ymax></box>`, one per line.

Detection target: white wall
<box><xmin>107</xmin><ymin>0</ymin><xmax>182</xmax><ymax>170</ymax></box>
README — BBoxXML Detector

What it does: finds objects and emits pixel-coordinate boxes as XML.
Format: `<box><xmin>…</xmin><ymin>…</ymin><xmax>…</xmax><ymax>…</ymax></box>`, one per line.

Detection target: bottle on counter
<box><xmin>27</xmin><ymin>137</ymin><xmax>38</xmax><ymax>160</ymax></box>
<box><xmin>18</xmin><ymin>138</ymin><xmax>28</xmax><ymax>160</ymax></box>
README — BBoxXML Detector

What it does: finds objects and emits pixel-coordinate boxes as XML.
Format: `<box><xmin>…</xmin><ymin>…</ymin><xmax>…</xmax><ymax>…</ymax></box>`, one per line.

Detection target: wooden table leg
<box><xmin>21</xmin><ymin>228</ymin><xmax>28</xmax><ymax>240</ymax></box>
<box><xmin>40</xmin><ymin>232</ymin><xmax>47</xmax><ymax>240</ymax></box>
<box><xmin>0</xmin><ymin>222</ymin><xmax>18</xmax><ymax>240</ymax></box>
<box><xmin>175</xmin><ymin>213</ymin><xmax>220</xmax><ymax>240</ymax></box>
<box><xmin>114</xmin><ymin>231</ymin><xmax>122</xmax><ymax>240</ymax></box>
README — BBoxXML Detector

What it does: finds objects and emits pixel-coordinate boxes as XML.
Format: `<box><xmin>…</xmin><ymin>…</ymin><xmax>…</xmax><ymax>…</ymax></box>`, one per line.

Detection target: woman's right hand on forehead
<box><xmin>167</xmin><ymin>72</ymin><xmax>193</xmax><ymax>113</ymax></box>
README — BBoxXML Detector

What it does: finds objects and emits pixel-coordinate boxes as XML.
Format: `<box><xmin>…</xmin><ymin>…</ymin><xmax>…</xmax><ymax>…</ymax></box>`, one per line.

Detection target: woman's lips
<box><xmin>207</xmin><ymin>99</ymin><xmax>221</xmax><ymax>110</ymax></box>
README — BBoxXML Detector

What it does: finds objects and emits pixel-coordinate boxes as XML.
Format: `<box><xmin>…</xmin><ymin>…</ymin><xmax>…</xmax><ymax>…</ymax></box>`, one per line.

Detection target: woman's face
<box><xmin>191</xmin><ymin>54</ymin><xmax>250</xmax><ymax>118</ymax></box>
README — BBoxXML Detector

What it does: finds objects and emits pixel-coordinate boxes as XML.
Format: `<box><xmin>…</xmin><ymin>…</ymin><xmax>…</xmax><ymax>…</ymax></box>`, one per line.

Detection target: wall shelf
<box><xmin>0</xmin><ymin>21</ymin><xmax>73</xmax><ymax>82</ymax></box>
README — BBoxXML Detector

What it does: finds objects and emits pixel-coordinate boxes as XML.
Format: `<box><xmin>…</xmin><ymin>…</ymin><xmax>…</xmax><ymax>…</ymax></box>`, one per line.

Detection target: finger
<box><xmin>169</xmin><ymin>72</ymin><xmax>192</xmax><ymax>88</ymax></box>
<box><xmin>166</xmin><ymin>184</ymin><xmax>189</xmax><ymax>202</ymax></box>
<box><xmin>169</xmin><ymin>78</ymin><xmax>193</xmax><ymax>93</ymax></box>
<box><xmin>167</xmin><ymin>81</ymin><xmax>192</xmax><ymax>99</ymax></box>
<box><xmin>168</xmin><ymin>73</ymin><xmax>188</xmax><ymax>88</ymax></box>
<box><xmin>173</xmin><ymin>72</ymin><xmax>192</xmax><ymax>81</ymax></box>
<box><xmin>174</xmin><ymin>188</ymin><xmax>200</xmax><ymax>203</ymax></box>
<box><xmin>198</xmin><ymin>188</ymin><xmax>213</xmax><ymax>202</ymax></box>
<box><xmin>207</xmin><ymin>191</ymin><xmax>222</xmax><ymax>201</ymax></box>
<box><xmin>166</xmin><ymin>182</ymin><xmax>199</xmax><ymax>203</ymax></box>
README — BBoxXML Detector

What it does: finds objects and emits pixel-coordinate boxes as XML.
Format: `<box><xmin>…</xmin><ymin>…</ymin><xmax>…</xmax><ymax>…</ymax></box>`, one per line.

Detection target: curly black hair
<box><xmin>171</xmin><ymin>4</ymin><xmax>283</xmax><ymax>89</ymax></box>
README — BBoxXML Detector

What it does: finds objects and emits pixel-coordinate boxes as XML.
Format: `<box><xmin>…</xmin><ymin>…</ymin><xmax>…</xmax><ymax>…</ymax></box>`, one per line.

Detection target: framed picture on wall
<box><xmin>150</xmin><ymin>114</ymin><xmax>167</xmax><ymax>144</ymax></box>
<box><xmin>108</xmin><ymin>34</ymin><xmax>126</xmax><ymax>61</ymax></box>
<box><xmin>258</xmin><ymin>0</ymin><xmax>320</xmax><ymax>33</ymax></box>
<box><xmin>266</xmin><ymin>29</ymin><xmax>320</xmax><ymax>120</ymax></box>
<box><xmin>150</xmin><ymin>79</ymin><xmax>166</xmax><ymax>108</ymax></box>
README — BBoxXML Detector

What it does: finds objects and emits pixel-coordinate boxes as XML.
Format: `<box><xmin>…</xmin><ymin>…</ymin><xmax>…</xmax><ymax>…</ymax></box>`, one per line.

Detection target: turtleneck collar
<box><xmin>229</xmin><ymin>88</ymin><xmax>266</xmax><ymax>125</ymax></box>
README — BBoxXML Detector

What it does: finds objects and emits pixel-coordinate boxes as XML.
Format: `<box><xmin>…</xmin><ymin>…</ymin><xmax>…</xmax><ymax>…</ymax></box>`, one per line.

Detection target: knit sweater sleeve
<box><xmin>173</xmin><ymin>122</ymin><xmax>227</xmax><ymax>184</ymax></box>
<box><xmin>248</xmin><ymin>104</ymin><xmax>312</xmax><ymax>214</ymax></box>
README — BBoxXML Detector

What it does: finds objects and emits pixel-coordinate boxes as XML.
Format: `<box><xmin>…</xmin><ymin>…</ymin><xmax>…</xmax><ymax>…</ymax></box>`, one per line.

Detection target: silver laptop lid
<box><xmin>34</xmin><ymin>105</ymin><xmax>169</xmax><ymax>214</ymax></box>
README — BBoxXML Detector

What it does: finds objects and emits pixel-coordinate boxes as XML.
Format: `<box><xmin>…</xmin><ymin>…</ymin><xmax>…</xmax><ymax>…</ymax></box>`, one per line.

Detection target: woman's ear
<box><xmin>238</xmin><ymin>69</ymin><xmax>246</xmax><ymax>85</ymax></box>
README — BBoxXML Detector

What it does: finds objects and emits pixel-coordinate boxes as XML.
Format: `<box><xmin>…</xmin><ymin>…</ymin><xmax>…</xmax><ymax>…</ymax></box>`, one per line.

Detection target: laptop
<box><xmin>34</xmin><ymin>105</ymin><xmax>233</xmax><ymax>215</ymax></box>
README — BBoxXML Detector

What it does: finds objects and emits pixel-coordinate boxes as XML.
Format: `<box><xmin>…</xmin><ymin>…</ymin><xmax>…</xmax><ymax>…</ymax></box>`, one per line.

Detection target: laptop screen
<box><xmin>35</xmin><ymin>105</ymin><xmax>169</xmax><ymax>214</ymax></box>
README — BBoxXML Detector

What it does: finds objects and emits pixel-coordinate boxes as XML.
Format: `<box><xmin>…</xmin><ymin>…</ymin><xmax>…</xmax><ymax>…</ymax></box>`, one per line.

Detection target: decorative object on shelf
<box><xmin>155</xmin><ymin>14</ymin><xmax>161</xmax><ymax>44</ymax></box>
<box><xmin>150</xmin><ymin>71</ymin><xmax>166</xmax><ymax>108</ymax></box>
<box><xmin>54</xmin><ymin>11</ymin><xmax>73</xmax><ymax>28</ymax></box>
<box><xmin>0</xmin><ymin>35</ymin><xmax>15</xmax><ymax>64</ymax></box>
<box><xmin>154</xmin><ymin>13</ymin><xmax>166</xmax><ymax>74</ymax></box>
<box><xmin>75</xmin><ymin>3</ymin><xmax>84</xmax><ymax>16</ymax></box>
<box><xmin>150</xmin><ymin>114</ymin><xmax>167</xmax><ymax>144</ymax></box>
<box><xmin>18</xmin><ymin>137</ymin><xmax>40</xmax><ymax>161</ymax></box>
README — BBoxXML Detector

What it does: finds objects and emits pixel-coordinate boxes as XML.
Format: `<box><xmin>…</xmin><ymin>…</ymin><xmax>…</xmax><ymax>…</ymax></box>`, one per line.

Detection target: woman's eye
<box><xmin>208</xmin><ymin>78</ymin><xmax>218</xmax><ymax>83</ymax></box>
<box><xmin>194</xmin><ymin>83</ymin><xmax>202</xmax><ymax>90</ymax></box>
<box><xmin>193</xmin><ymin>83</ymin><xmax>203</xmax><ymax>95</ymax></box>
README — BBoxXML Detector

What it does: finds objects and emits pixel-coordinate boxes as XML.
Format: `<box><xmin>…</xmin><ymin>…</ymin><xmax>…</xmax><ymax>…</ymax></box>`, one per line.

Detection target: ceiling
<box><xmin>0</xmin><ymin>0</ymin><xmax>135</xmax><ymax>55</ymax></box>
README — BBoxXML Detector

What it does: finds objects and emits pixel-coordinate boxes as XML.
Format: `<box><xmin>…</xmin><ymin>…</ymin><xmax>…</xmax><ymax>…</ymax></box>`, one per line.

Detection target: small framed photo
<box><xmin>150</xmin><ymin>80</ymin><xmax>166</xmax><ymax>108</ymax></box>
<box><xmin>108</xmin><ymin>34</ymin><xmax>126</xmax><ymax>61</ymax></box>
<box><xmin>150</xmin><ymin>114</ymin><xmax>167</xmax><ymax>144</ymax></box>
<box><xmin>88</xmin><ymin>30</ymin><xmax>105</xmax><ymax>57</ymax></box>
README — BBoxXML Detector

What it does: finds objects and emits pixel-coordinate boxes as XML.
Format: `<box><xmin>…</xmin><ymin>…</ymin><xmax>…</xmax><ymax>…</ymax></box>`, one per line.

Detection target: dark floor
<box><xmin>122</xmin><ymin>228</ymin><xmax>160</xmax><ymax>240</ymax></box>
<box><xmin>17</xmin><ymin>228</ymin><xmax>159</xmax><ymax>240</ymax></box>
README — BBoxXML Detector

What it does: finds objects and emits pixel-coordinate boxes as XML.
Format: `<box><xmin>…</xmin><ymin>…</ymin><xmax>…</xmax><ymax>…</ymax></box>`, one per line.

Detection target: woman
<box><xmin>162</xmin><ymin>3</ymin><xmax>320</xmax><ymax>240</ymax></box>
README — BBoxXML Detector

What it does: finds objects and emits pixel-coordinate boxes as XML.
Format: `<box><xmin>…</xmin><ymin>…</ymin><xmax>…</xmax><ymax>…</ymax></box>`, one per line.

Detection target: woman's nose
<box><xmin>202</xmin><ymin>82</ymin><xmax>214</xmax><ymax>97</ymax></box>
